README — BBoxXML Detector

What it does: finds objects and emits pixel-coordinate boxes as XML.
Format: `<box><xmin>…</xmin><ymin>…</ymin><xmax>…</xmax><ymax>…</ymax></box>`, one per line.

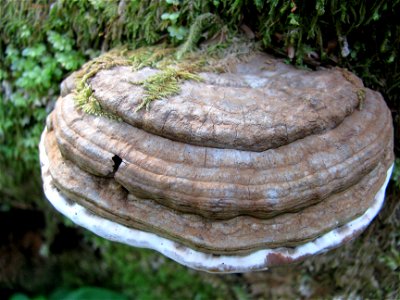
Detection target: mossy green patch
<box><xmin>356</xmin><ymin>88</ymin><xmax>366</xmax><ymax>110</ymax></box>
<box><xmin>73</xmin><ymin>44</ymin><xmax>201</xmax><ymax>117</ymax></box>
<box><xmin>176</xmin><ymin>13</ymin><xmax>221</xmax><ymax>59</ymax></box>
<box><xmin>74</xmin><ymin>50</ymin><xmax>134</xmax><ymax>118</ymax></box>
<box><xmin>133</xmin><ymin>67</ymin><xmax>202</xmax><ymax>111</ymax></box>
<box><xmin>73</xmin><ymin>36</ymin><xmax>257</xmax><ymax>118</ymax></box>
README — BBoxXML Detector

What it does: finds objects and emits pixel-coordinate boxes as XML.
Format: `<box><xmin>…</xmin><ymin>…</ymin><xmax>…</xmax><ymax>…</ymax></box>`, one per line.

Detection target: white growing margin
<box><xmin>39</xmin><ymin>129</ymin><xmax>394</xmax><ymax>273</ymax></box>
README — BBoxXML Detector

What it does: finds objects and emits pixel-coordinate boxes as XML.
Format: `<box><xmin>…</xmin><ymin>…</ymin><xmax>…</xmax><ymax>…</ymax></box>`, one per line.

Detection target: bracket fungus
<box><xmin>39</xmin><ymin>45</ymin><xmax>394</xmax><ymax>273</ymax></box>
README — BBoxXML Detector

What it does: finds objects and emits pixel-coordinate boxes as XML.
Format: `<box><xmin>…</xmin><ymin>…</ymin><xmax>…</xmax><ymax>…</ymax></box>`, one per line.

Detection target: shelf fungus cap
<box><xmin>40</xmin><ymin>46</ymin><xmax>394</xmax><ymax>273</ymax></box>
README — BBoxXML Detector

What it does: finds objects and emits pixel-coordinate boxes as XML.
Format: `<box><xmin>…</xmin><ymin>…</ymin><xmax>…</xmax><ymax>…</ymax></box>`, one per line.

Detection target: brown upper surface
<box><xmin>92</xmin><ymin>55</ymin><xmax>364</xmax><ymax>151</ymax></box>
<box><xmin>61</xmin><ymin>53</ymin><xmax>364</xmax><ymax>152</ymax></box>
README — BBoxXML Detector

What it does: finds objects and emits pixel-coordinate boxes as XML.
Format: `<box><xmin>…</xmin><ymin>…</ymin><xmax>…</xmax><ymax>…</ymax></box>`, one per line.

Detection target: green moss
<box><xmin>73</xmin><ymin>37</ymin><xmax>256</xmax><ymax>116</ymax></box>
<box><xmin>134</xmin><ymin>67</ymin><xmax>202</xmax><ymax>111</ymax></box>
<box><xmin>74</xmin><ymin>50</ymin><xmax>134</xmax><ymax>118</ymax></box>
<box><xmin>74</xmin><ymin>83</ymin><xmax>119</xmax><ymax>120</ymax></box>
<box><xmin>130</xmin><ymin>46</ymin><xmax>176</xmax><ymax>70</ymax></box>
<box><xmin>88</xmin><ymin>236</ymin><xmax>236</xmax><ymax>299</ymax></box>
<box><xmin>176</xmin><ymin>13</ymin><xmax>221</xmax><ymax>59</ymax></box>
<box><xmin>356</xmin><ymin>88</ymin><xmax>366</xmax><ymax>110</ymax></box>
<box><xmin>74</xmin><ymin>45</ymin><xmax>189</xmax><ymax>117</ymax></box>
<box><xmin>74</xmin><ymin>44</ymin><xmax>203</xmax><ymax>115</ymax></box>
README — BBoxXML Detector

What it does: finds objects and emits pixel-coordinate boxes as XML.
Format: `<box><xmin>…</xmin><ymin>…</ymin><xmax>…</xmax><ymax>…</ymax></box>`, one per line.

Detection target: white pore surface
<box><xmin>39</xmin><ymin>129</ymin><xmax>394</xmax><ymax>273</ymax></box>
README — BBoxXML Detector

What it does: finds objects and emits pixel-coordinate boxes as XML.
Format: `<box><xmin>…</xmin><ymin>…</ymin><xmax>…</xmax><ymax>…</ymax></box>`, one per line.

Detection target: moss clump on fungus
<box><xmin>74</xmin><ymin>36</ymin><xmax>258</xmax><ymax>118</ymax></box>
<box><xmin>73</xmin><ymin>45</ymin><xmax>203</xmax><ymax>116</ymax></box>
<box><xmin>132</xmin><ymin>67</ymin><xmax>202</xmax><ymax>111</ymax></box>
<box><xmin>74</xmin><ymin>50</ymin><xmax>134</xmax><ymax>118</ymax></box>
<box><xmin>356</xmin><ymin>88</ymin><xmax>366</xmax><ymax>110</ymax></box>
